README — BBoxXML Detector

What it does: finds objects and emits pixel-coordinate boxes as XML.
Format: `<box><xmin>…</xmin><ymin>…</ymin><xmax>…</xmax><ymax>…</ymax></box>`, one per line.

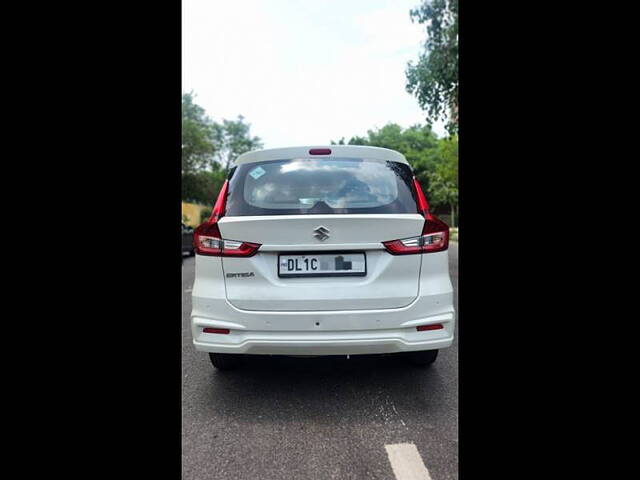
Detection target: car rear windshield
<box><xmin>225</xmin><ymin>158</ymin><xmax>418</xmax><ymax>216</ymax></box>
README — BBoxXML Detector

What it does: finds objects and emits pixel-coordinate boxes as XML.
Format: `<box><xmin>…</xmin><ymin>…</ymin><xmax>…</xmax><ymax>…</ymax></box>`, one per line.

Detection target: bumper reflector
<box><xmin>203</xmin><ymin>328</ymin><xmax>230</xmax><ymax>334</ymax></box>
<box><xmin>416</xmin><ymin>324</ymin><xmax>444</xmax><ymax>331</ymax></box>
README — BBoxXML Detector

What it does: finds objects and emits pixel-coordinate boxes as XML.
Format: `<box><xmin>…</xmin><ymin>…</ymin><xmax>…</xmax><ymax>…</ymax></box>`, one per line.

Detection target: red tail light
<box><xmin>382</xmin><ymin>176</ymin><xmax>449</xmax><ymax>255</ymax></box>
<box><xmin>193</xmin><ymin>222</ymin><xmax>261</xmax><ymax>257</ymax></box>
<box><xmin>210</xmin><ymin>180</ymin><xmax>229</xmax><ymax>221</ymax></box>
<box><xmin>382</xmin><ymin>218</ymin><xmax>449</xmax><ymax>255</ymax></box>
<box><xmin>413</xmin><ymin>177</ymin><xmax>430</xmax><ymax>216</ymax></box>
<box><xmin>309</xmin><ymin>148</ymin><xmax>331</xmax><ymax>155</ymax></box>
<box><xmin>193</xmin><ymin>180</ymin><xmax>261</xmax><ymax>257</ymax></box>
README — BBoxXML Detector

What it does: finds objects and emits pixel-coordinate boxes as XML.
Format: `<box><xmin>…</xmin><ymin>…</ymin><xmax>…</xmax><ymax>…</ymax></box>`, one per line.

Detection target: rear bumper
<box><xmin>192</xmin><ymin>312</ymin><xmax>454</xmax><ymax>355</ymax></box>
<box><xmin>190</xmin><ymin>249</ymin><xmax>455</xmax><ymax>356</ymax></box>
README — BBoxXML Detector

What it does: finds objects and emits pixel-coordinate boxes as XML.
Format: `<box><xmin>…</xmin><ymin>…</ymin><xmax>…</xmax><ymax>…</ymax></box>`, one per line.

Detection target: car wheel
<box><xmin>190</xmin><ymin>249</ymin><xmax>195</xmax><ymax>256</ymax></box>
<box><xmin>405</xmin><ymin>349</ymin><xmax>438</xmax><ymax>367</ymax></box>
<box><xmin>209</xmin><ymin>353</ymin><xmax>243</xmax><ymax>370</ymax></box>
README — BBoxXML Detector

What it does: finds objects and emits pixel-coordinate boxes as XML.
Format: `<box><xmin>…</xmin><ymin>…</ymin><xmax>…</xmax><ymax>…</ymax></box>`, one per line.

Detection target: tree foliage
<box><xmin>200</xmin><ymin>207</ymin><xmax>213</xmax><ymax>223</ymax></box>
<box><xmin>216</xmin><ymin>116</ymin><xmax>263</xmax><ymax>174</ymax></box>
<box><xmin>181</xmin><ymin>92</ymin><xmax>263</xmax><ymax>206</ymax></box>
<box><xmin>406</xmin><ymin>0</ymin><xmax>458</xmax><ymax>134</ymax></box>
<box><xmin>182</xmin><ymin>169</ymin><xmax>227</xmax><ymax>206</ymax></box>
<box><xmin>182</xmin><ymin>92</ymin><xmax>217</xmax><ymax>174</ymax></box>
<box><xmin>426</xmin><ymin>135</ymin><xmax>458</xmax><ymax>225</ymax></box>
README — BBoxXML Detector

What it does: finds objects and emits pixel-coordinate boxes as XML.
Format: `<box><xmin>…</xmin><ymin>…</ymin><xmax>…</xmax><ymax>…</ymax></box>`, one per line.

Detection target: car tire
<box><xmin>209</xmin><ymin>353</ymin><xmax>243</xmax><ymax>370</ymax></box>
<box><xmin>405</xmin><ymin>349</ymin><xmax>438</xmax><ymax>367</ymax></box>
<box><xmin>190</xmin><ymin>249</ymin><xmax>195</xmax><ymax>256</ymax></box>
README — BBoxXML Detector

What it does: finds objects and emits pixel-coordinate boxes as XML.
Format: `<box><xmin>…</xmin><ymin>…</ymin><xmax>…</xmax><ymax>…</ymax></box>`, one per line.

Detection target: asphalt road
<box><xmin>182</xmin><ymin>242</ymin><xmax>458</xmax><ymax>480</ymax></box>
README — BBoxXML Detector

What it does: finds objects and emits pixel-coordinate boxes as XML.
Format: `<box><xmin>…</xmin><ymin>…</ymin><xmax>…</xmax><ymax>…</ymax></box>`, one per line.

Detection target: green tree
<box><xmin>181</xmin><ymin>92</ymin><xmax>263</xmax><ymax>207</ymax></box>
<box><xmin>181</xmin><ymin>92</ymin><xmax>218</xmax><ymax>174</ymax></box>
<box><xmin>182</xmin><ymin>169</ymin><xmax>226</xmax><ymax>206</ymax></box>
<box><xmin>332</xmin><ymin>123</ymin><xmax>439</xmax><ymax>184</ymax></box>
<box><xmin>427</xmin><ymin>136</ymin><xmax>458</xmax><ymax>226</ymax></box>
<box><xmin>216</xmin><ymin>116</ymin><xmax>263</xmax><ymax>174</ymax></box>
<box><xmin>200</xmin><ymin>208</ymin><xmax>213</xmax><ymax>223</ymax></box>
<box><xmin>406</xmin><ymin>0</ymin><xmax>458</xmax><ymax>134</ymax></box>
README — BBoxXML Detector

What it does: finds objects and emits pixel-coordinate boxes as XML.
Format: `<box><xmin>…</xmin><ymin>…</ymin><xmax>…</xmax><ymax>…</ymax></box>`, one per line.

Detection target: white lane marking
<box><xmin>385</xmin><ymin>443</ymin><xmax>432</xmax><ymax>480</ymax></box>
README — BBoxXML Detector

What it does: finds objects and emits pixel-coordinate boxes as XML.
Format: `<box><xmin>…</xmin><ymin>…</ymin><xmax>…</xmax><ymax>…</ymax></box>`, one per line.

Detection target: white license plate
<box><xmin>278</xmin><ymin>253</ymin><xmax>366</xmax><ymax>277</ymax></box>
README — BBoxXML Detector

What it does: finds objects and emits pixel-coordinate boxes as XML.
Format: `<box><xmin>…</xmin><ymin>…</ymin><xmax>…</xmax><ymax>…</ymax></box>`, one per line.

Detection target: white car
<box><xmin>190</xmin><ymin>145</ymin><xmax>455</xmax><ymax>370</ymax></box>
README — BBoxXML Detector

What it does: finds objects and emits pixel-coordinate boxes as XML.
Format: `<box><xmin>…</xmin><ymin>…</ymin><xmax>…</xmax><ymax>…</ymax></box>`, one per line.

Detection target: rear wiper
<box><xmin>306</xmin><ymin>200</ymin><xmax>333</xmax><ymax>214</ymax></box>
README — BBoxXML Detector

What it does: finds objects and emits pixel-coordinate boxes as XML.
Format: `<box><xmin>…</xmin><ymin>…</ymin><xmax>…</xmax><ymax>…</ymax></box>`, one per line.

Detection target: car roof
<box><xmin>233</xmin><ymin>145</ymin><xmax>409</xmax><ymax>166</ymax></box>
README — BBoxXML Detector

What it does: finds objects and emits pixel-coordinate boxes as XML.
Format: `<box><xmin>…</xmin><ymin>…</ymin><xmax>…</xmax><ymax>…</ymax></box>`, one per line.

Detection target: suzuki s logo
<box><xmin>313</xmin><ymin>226</ymin><xmax>330</xmax><ymax>241</ymax></box>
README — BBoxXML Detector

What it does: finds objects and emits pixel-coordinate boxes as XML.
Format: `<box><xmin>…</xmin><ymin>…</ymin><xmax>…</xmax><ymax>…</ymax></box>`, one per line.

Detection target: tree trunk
<box><xmin>450</xmin><ymin>203</ymin><xmax>455</xmax><ymax>228</ymax></box>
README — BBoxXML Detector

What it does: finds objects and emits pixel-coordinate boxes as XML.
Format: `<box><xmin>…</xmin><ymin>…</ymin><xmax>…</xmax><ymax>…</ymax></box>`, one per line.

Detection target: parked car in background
<box><xmin>190</xmin><ymin>146</ymin><xmax>455</xmax><ymax>370</ymax></box>
<box><xmin>182</xmin><ymin>223</ymin><xmax>195</xmax><ymax>257</ymax></box>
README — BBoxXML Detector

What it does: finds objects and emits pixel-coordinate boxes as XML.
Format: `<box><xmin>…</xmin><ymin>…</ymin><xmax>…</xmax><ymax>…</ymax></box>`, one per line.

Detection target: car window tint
<box><xmin>226</xmin><ymin>158</ymin><xmax>417</xmax><ymax>216</ymax></box>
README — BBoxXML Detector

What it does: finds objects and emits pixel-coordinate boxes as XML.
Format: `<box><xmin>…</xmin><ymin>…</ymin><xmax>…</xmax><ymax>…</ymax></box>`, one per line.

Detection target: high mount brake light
<box><xmin>382</xmin><ymin>176</ymin><xmax>449</xmax><ymax>255</ymax></box>
<box><xmin>193</xmin><ymin>180</ymin><xmax>262</xmax><ymax>257</ymax></box>
<box><xmin>309</xmin><ymin>148</ymin><xmax>331</xmax><ymax>155</ymax></box>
